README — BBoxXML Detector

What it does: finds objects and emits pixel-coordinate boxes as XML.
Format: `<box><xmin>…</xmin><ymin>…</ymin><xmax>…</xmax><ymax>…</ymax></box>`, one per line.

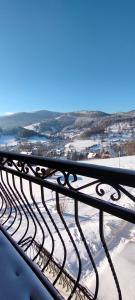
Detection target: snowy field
<box><xmin>65</xmin><ymin>139</ymin><xmax>100</xmax><ymax>151</ymax></box>
<box><xmin>82</xmin><ymin>155</ymin><xmax>135</xmax><ymax>170</ymax></box>
<box><xmin>1</xmin><ymin>155</ymin><xmax>135</xmax><ymax>299</ymax></box>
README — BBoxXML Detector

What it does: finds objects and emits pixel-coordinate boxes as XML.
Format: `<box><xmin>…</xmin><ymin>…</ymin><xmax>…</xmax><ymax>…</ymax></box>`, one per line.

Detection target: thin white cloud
<box><xmin>4</xmin><ymin>112</ymin><xmax>14</xmax><ymax>116</ymax></box>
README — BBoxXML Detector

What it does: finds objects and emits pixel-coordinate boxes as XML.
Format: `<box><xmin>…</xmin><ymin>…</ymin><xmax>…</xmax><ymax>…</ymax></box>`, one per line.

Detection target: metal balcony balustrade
<box><xmin>0</xmin><ymin>151</ymin><xmax>135</xmax><ymax>300</ymax></box>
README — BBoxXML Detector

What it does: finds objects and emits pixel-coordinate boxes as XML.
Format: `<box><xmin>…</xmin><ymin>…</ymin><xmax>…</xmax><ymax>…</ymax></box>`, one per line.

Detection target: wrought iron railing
<box><xmin>0</xmin><ymin>151</ymin><xmax>135</xmax><ymax>300</ymax></box>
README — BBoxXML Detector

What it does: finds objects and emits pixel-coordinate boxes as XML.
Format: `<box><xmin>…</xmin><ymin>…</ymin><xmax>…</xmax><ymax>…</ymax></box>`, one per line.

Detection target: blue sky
<box><xmin>0</xmin><ymin>0</ymin><xmax>135</xmax><ymax>115</ymax></box>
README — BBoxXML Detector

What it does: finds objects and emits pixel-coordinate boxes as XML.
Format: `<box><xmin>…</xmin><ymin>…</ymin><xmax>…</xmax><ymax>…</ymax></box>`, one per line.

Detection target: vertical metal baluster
<box><xmin>20</xmin><ymin>178</ymin><xmax>38</xmax><ymax>253</ymax></box>
<box><xmin>29</xmin><ymin>182</ymin><xmax>57</xmax><ymax>267</ymax></box>
<box><xmin>0</xmin><ymin>171</ymin><xmax>15</xmax><ymax>224</ymax></box>
<box><xmin>99</xmin><ymin>210</ymin><xmax>122</xmax><ymax>300</ymax></box>
<box><xmin>0</xmin><ymin>188</ymin><xmax>4</xmax><ymax>213</ymax></box>
<box><xmin>40</xmin><ymin>186</ymin><xmax>55</xmax><ymax>270</ymax></box>
<box><xmin>0</xmin><ymin>183</ymin><xmax>14</xmax><ymax>226</ymax></box>
<box><xmin>6</xmin><ymin>172</ymin><xmax>23</xmax><ymax>237</ymax></box>
<box><xmin>0</xmin><ymin>172</ymin><xmax>18</xmax><ymax>231</ymax></box>
<box><xmin>56</xmin><ymin>192</ymin><xmax>82</xmax><ymax>300</ymax></box>
<box><xmin>0</xmin><ymin>186</ymin><xmax>9</xmax><ymax>221</ymax></box>
<box><xmin>74</xmin><ymin>200</ymin><xmax>98</xmax><ymax>300</ymax></box>
<box><xmin>41</xmin><ymin>187</ymin><xmax>67</xmax><ymax>285</ymax></box>
<box><xmin>29</xmin><ymin>181</ymin><xmax>45</xmax><ymax>261</ymax></box>
<box><xmin>12</xmin><ymin>174</ymin><xmax>30</xmax><ymax>245</ymax></box>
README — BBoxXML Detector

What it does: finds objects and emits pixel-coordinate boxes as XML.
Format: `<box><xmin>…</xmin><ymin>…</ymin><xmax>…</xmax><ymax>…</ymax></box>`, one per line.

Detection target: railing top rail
<box><xmin>0</xmin><ymin>151</ymin><xmax>135</xmax><ymax>187</ymax></box>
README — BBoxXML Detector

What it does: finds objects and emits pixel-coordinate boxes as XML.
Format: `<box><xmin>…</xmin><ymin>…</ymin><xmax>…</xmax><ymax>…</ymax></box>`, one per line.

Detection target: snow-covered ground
<box><xmin>65</xmin><ymin>139</ymin><xmax>100</xmax><ymax>151</ymax></box>
<box><xmin>92</xmin><ymin>237</ymin><xmax>135</xmax><ymax>300</ymax></box>
<box><xmin>1</xmin><ymin>155</ymin><xmax>135</xmax><ymax>299</ymax></box>
<box><xmin>24</xmin><ymin>123</ymin><xmax>40</xmax><ymax>131</ymax></box>
<box><xmin>83</xmin><ymin>155</ymin><xmax>135</xmax><ymax>170</ymax></box>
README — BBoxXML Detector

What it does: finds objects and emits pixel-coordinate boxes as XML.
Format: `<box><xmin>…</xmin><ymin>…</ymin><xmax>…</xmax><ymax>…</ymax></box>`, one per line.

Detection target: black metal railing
<box><xmin>0</xmin><ymin>151</ymin><xmax>135</xmax><ymax>300</ymax></box>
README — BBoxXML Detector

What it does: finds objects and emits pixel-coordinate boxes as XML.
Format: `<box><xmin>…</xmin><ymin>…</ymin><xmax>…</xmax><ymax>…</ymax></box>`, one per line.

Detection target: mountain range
<box><xmin>0</xmin><ymin>109</ymin><xmax>135</xmax><ymax>138</ymax></box>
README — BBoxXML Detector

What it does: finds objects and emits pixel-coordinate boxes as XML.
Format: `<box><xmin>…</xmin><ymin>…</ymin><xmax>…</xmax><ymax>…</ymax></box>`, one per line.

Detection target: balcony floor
<box><xmin>0</xmin><ymin>229</ymin><xmax>55</xmax><ymax>300</ymax></box>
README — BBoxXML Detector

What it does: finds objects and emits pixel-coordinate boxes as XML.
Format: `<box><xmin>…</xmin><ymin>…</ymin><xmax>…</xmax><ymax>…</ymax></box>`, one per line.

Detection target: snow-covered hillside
<box><xmin>24</xmin><ymin>122</ymin><xmax>40</xmax><ymax>131</ymax></box>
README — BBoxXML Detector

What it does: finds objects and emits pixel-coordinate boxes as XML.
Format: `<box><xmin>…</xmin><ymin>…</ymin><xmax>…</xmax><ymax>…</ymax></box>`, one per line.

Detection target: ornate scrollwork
<box><xmin>57</xmin><ymin>171</ymin><xmax>67</xmax><ymax>186</ymax></box>
<box><xmin>5</xmin><ymin>159</ymin><xmax>30</xmax><ymax>174</ymax></box>
<box><xmin>96</xmin><ymin>182</ymin><xmax>121</xmax><ymax>201</ymax></box>
<box><xmin>0</xmin><ymin>157</ymin><xmax>56</xmax><ymax>180</ymax></box>
<box><xmin>35</xmin><ymin>166</ymin><xmax>47</xmax><ymax>178</ymax></box>
<box><xmin>57</xmin><ymin>172</ymin><xmax>77</xmax><ymax>189</ymax></box>
<box><xmin>0</xmin><ymin>156</ymin><xmax>128</xmax><ymax>204</ymax></box>
<box><xmin>17</xmin><ymin>161</ymin><xmax>29</xmax><ymax>174</ymax></box>
<box><xmin>66</xmin><ymin>173</ymin><xmax>78</xmax><ymax>189</ymax></box>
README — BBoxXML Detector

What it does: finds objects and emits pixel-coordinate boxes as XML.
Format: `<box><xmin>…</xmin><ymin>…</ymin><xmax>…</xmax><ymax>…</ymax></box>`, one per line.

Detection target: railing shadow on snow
<box><xmin>0</xmin><ymin>151</ymin><xmax>135</xmax><ymax>300</ymax></box>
